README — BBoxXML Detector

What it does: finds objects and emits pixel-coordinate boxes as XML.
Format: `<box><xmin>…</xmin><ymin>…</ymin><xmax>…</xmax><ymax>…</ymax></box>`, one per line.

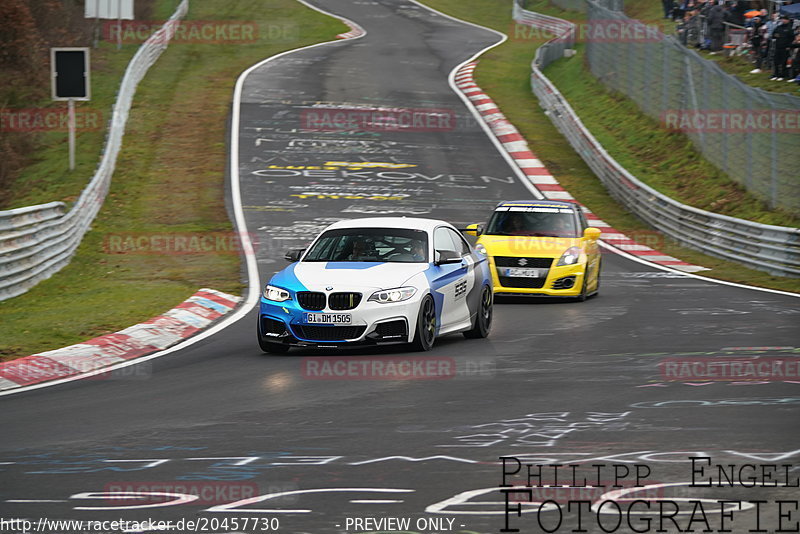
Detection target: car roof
<box><xmin>495</xmin><ymin>200</ymin><xmax>578</xmax><ymax>209</ymax></box>
<box><xmin>325</xmin><ymin>217</ymin><xmax>452</xmax><ymax>232</ymax></box>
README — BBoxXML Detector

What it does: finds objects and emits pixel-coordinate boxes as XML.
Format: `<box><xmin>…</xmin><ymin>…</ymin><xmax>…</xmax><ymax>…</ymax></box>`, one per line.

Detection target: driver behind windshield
<box><xmin>502</xmin><ymin>214</ymin><xmax>527</xmax><ymax>235</ymax></box>
<box><xmin>409</xmin><ymin>240</ymin><xmax>427</xmax><ymax>261</ymax></box>
<box><xmin>544</xmin><ymin>215</ymin><xmax>575</xmax><ymax>237</ymax></box>
<box><xmin>492</xmin><ymin>212</ymin><xmax>576</xmax><ymax>237</ymax></box>
<box><xmin>344</xmin><ymin>237</ymin><xmax>374</xmax><ymax>261</ymax></box>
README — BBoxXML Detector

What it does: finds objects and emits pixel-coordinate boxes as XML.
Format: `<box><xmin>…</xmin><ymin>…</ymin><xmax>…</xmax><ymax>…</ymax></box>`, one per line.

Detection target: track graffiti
<box><xmin>430</xmin><ymin>412</ymin><xmax>694</xmax><ymax>448</ymax></box>
<box><xmin>631</xmin><ymin>397</ymin><xmax>800</xmax><ymax>408</ymax></box>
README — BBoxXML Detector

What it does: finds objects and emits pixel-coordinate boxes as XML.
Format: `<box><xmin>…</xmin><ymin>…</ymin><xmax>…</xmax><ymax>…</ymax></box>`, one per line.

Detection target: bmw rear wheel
<box><xmin>464</xmin><ymin>286</ymin><xmax>492</xmax><ymax>339</ymax></box>
<box><xmin>410</xmin><ymin>295</ymin><xmax>436</xmax><ymax>352</ymax></box>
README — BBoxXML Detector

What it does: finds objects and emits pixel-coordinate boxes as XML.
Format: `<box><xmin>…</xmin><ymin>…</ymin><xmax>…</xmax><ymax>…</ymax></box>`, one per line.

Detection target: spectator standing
<box><xmin>708</xmin><ymin>1</ymin><xmax>727</xmax><ymax>52</ymax></box>
<box><xmin>663</xmin><ymin>0</ymin><xmax>675</xmax><ymax>18</ymax></box>
<box><xmin>679</xmin><ymin>9</ymin><xmax>703</xmax><ymax>47</ymax></box>
<box><xmin>788</xmin><ymin>33</ymin><xmax>800</xmax><ymax>83</ymax></box>
<box><xmin>727</xmin><ymin>1</ymin><xmax>745</xmax><ymax>26</ymax></box>
<box><xmin>759</xmin><ymin>12</ymin><xmax>782</xmax><ymax>72</ymax></box>
<box><xmin>765</xmin><ymin>11</ymin><xmax>780</xmax><ymax>38</ymax></box>
<box><xmin>749</xmin><ymin>11</ymin><xmax>768</xmax><ymax>72</ymax></box>
<box><xmin>770</xmin><ymin>14</ymin><xmax>796</xmax><ymax>80</ymax></box>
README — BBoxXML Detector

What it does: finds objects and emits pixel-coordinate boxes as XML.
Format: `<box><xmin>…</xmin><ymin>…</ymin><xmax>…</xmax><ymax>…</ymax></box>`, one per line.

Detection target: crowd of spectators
<box><xmin>669</xmin><ymin>0</ymin><xmax>800</xmax><ymax>84</ymax></box>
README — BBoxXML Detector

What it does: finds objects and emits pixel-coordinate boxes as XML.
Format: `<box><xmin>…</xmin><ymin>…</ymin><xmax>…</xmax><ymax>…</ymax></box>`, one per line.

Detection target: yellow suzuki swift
<box><xmin>465</xmin><ymin>200</ymin><xmax>602</xmax><ymax>300</ymax></box>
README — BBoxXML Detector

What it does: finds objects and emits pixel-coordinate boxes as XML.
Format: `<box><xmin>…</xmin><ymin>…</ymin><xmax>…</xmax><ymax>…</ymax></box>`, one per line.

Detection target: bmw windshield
<box><xmin>486</xmin><ymin>207</ymin><xmax>579</xmax><ymax>238</ymax></box>
<box><xmin>303</xmin><ymin>227</ymin><xmax>429</xmax><ymax>263</ymax></box>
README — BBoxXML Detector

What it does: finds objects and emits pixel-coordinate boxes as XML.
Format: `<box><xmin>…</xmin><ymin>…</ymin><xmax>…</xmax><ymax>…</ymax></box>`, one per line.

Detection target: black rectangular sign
<box><xmin>51</xmin><ymin>48</ymin><xmax>91</xmax><ymax>100</ymax></box>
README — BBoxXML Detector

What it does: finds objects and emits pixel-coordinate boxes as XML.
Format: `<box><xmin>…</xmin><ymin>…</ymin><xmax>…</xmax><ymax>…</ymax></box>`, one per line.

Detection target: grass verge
<box><xmin>0</xmin><ymin>0</ymin><xmax>347</xmax><ymax>360</ymax></box>
<box><xmin>1</xmin><ymin>44</ymin><xmax>139</xmax><ymax>209</ymax></box>
<box><xmin>420</xmin><ymin>0</ymin><xmax>800</xmax><ymax>293</ymax></box>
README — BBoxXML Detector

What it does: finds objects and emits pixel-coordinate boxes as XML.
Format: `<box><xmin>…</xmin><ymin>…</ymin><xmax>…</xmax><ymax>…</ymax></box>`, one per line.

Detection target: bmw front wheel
<box><xmin>410</xmin><ymin>294</ymin><xmax>436</xmax><ymax>352</ymax></box>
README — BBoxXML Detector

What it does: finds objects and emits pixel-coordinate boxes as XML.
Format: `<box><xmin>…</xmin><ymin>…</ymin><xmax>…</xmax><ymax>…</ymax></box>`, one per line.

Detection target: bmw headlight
<box><xmin>263</xmin><ymin>285</ymin><xmax>291</xmax><ymax>302</ymax></box>
<box><xmin>556</xmin><ymin>246</ymin><xmax>582</xmax><ymax>266</ymax></box>
<box><xmin>475</xmin><ymin>243</ymin><xmax>488</xmax><ymax>256</ymax></box>
<box><xmin>368</xmin><ymin>287</ymin><xmax>417</xmax><ymax>304</ymax></box>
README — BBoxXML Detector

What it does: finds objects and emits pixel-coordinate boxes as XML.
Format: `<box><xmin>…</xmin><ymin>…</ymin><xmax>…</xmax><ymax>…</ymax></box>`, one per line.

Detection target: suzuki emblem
<box><xmin>518</xmin><ymin>258</ymin><xmax>528</xmax><ymax>266</ymax></box>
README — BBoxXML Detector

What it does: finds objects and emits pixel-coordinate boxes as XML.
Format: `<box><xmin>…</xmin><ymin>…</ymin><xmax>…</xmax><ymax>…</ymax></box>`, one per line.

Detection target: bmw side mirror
<box><xmin>435</xmin><ymin>250</ymin><xmax>463</xmax><ymax>265</ymax></box>
<box><xmin>285</xmin><ymin>248</ymin><xmax>306</xmax><ymax>262</ymax></box>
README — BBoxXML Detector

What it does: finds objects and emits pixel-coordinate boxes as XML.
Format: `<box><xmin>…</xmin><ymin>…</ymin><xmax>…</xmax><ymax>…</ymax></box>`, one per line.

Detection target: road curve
<box><xmin>1</xmin><ymin>1</ymin><xmax>798</xmax><ymax>533</ymax></box>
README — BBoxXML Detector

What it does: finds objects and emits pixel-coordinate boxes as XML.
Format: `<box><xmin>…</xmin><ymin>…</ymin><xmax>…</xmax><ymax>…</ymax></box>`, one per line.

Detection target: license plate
<box><xmin>305</xmin><ymin>313</ymin><xmax>352</xmax><ymax>325</ymax></box>
<box><xmin>504</xmin><ymin>267</ymin><xmax>541</xmax><ymax>278</ymax></box>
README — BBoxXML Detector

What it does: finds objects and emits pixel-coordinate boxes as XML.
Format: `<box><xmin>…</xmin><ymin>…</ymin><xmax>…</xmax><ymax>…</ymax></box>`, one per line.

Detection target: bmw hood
<box><xmin>273</xmin><ymin>262</ymin><xmax>429</xmax><ymax>293</ymax></box>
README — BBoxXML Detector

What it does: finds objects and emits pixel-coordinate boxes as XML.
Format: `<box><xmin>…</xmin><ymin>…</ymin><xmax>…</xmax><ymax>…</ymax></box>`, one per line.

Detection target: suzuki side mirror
<box><xmin>583</xmin><ymin>227</ymin><xmax>602</xmax><ymax>241</ymax></box>
<box><xmin>462</xmin><ymin>223</ymin><xmax>483</xmax><ymax>236</ymax></box>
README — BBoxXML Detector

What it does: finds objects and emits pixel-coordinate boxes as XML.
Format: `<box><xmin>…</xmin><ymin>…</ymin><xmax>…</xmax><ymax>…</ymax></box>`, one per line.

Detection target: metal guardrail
<box><xmin>548</xmin><ymin>0</ymin><xmax>623</xmax><ymax>12</ymax></box>
<box><xmin>517</xmin><ymin>2</ymin><xmax>800</xmax><ymax>277</ymax></box>
<box><xmin>514</xmin><ymin>1</ymin><xmax>577</xmax><ymax>66</ymax></box>
<box><xmin>0</xmin><ymin>0</ymin><xmax>189</xmax><ymax>302</ymax></box>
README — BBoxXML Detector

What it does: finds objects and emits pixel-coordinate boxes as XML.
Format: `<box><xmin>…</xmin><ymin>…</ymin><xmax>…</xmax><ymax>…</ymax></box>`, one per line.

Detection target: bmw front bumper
<box><xmin>258</xmin><ymin>295</ymin><xmax>422</xmax><ymax>348</ymax></box>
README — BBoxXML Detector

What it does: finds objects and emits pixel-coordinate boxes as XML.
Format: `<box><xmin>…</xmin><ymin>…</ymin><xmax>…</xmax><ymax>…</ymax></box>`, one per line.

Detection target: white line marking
<box><xmin>5</xmin><ymin>500</ymin><xmax>68</xmax><ymax>503</ymax></box>
<box><xmin>186</xmin><ymin>457</ymin><xmax>260</xmax><ymax>465</ymax></box>
<box><xmin>101</xmin><ymin>459</ymin><xmax>171</xmax><ymax>468</ymax></box>
<box><xmin>599</xmin><ymin>241</ymin><xmax>800</xmax><ymax>297</ymax></box>
<box><xmin>631</xmin><ymin>255</ymin><xmax>680</xmax><ymax>262</ymax></box>
<box><xmin>349</xmin><ymin>499</ymin><xmax>405</xmax><ymax>504</ymax></box>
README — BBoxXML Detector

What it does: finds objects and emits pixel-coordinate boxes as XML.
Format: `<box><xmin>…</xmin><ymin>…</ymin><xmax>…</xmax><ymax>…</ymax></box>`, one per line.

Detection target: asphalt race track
<box><xmin>1</xmin><ymin>1</ymin><xmax>798</xmax><ymax>533</ymax></box>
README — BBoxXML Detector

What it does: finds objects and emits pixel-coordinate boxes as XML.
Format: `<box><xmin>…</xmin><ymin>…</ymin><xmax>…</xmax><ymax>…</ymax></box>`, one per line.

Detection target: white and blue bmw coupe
<box><xmin>257</xmin><ymin>217</ymin><xmax>493</xmax><ymax>353</ymax></box>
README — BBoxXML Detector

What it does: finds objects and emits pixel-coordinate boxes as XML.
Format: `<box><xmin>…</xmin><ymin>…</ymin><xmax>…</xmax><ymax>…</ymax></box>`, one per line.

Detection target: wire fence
<box><xmin>520</xmin><ymin>1</ymin><xmax>800</xmax><ymax>276</ymax></box>
<box><xmin>583</xmin><ymin>0</ymin><xmax>800</xmax><ymax>213</ymax></box>
<box><xmin>0</xmin><ymin>0</ymin><xmax>189</xmax><ymax>302</ymax></box>
<box><xmin>677</xmin><ymin>15</ymin><xmax>749</xmax><ymax>53</ymax></box>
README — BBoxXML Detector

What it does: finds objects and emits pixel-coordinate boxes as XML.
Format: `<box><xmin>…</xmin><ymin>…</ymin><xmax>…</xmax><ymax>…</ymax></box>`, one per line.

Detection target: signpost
<box><xmin>51</xmin><ymin>48</ymin><xmax>91</xmax><ymax>171</ymax></box>
<box><xmin>85</xmin><ymin>0</ymin><xmax>135</xmax><ymax>49</ymax></box>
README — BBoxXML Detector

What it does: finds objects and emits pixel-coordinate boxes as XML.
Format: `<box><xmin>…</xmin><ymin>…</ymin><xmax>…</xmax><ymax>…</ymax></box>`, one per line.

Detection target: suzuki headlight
<box><xmin>263</xmin><ymin>285</ymin><xmax>291</xmax><ymax>302</ymax></box>
<box><xmin>557</xmin><ymin>246</ymin><xmax>581</xmax><ymax>266</ymax></box>
<box><xmin>368</xmin><ymin>287</ymin><xmax>417</xmax><ymax>304</ymax></box>
<box><xmin>475</xmin><ymin>243</ymin><xmax>487</xmax><ymax>256</ymax></box>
